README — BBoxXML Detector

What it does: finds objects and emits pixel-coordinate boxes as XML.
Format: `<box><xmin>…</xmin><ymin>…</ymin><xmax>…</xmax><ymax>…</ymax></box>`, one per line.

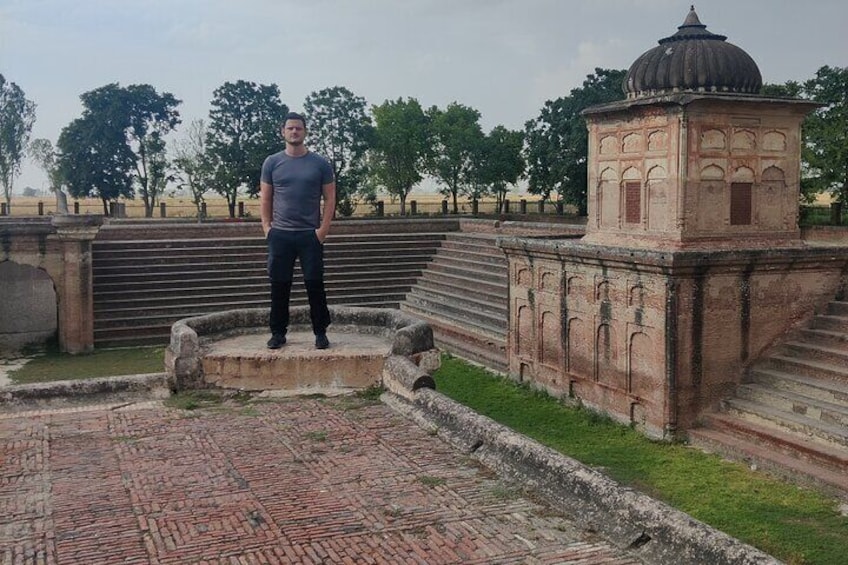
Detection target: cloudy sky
<box><xmin>2</xmin><ymin>0</ymin><xmax>846</xmax><ymax>192</ymax></box>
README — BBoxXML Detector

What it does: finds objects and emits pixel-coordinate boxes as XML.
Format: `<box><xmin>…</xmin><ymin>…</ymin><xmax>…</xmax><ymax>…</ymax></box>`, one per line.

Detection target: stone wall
<box><xmin>502</xmin><ymin>237</ymin><xmax>848</xmax><ymax>438</ymax></box>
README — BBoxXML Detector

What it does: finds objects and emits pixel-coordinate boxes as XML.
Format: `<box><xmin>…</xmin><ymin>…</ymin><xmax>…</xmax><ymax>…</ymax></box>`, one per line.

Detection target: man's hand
<box><xmin>315</xmin><ymin>226</ymin><xmax>329</xmax><ymax>243</ymax></box>
<box><xmin>263</xmin><ymin>224</ymin><xmax>271</xmax><ymax>238</ymax></box>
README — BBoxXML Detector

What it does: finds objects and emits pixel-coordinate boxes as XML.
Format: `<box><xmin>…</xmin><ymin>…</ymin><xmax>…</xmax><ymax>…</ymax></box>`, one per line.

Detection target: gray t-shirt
<box><xmin>260</xmin><ymin>151</ymin><xmax>334</xmax><ymax>230</ymax></box>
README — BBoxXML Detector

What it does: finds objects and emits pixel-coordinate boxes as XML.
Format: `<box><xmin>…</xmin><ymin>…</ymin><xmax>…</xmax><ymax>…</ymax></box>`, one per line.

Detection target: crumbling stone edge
<box><xmin>381</xmin><ymin>388</ymin><xmax>779</xmax><ymax>565</ymax></box>
<box><xmin>0</xmin><ymin>373</ymin><xmax>169</xmax><ymax>407</ymax></box>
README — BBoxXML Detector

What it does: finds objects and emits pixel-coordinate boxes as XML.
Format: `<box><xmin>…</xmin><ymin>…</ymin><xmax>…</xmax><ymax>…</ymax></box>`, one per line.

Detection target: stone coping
<box><xmin>165</xmin><ymin>306</ymin><xmax>436</xmax><ymax>392</ymax></box>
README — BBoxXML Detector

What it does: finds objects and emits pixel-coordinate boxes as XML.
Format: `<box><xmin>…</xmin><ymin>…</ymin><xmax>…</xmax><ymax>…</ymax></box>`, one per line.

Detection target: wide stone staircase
<box><xmin>92</xmin><ymin>229</ymin><xmax>445</xmax><ymax>348</ymax></box>
<box><xmin>401</xmin><ymin>232</ymin><xmax>509</xmax><ymax>372</ymax></box>
<box><xmin>688</xmin><ymin>299</ymin><xmax>848</xmax><ymax>497</ymax></box>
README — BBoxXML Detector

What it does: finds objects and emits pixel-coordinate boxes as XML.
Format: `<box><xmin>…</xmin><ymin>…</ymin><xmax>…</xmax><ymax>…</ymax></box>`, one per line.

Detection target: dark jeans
<box><xmin>267</xmin><ymin>229</ymin><xmax>330</xmax><ymax>336</ymax></box>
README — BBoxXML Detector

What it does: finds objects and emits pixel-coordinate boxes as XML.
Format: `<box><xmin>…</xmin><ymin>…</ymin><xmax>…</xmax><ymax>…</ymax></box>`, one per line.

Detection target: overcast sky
<box><xmin>2</xmin><ymin>0</ymin><xmax>846</xmax><ymax>193</ymax></box>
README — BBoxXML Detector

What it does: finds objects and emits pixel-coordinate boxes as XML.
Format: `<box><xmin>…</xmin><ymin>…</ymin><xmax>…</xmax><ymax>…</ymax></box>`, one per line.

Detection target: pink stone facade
<box><xmin>504</xmin><ymin>240</ymin><xmax>848</xmax><ymax>438</ymax></box>
<box><xmin>582</xmin><ymin>97</ymin><xmax>813</xmax><ymax>250</ymax></box>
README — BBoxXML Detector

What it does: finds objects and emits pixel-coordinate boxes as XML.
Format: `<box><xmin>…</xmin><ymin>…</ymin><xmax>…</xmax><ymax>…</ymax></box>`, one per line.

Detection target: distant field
<box><xmin>4</xmin><ymin>193</ymin><xmax>550</xmax><ymax>219</ymax></box>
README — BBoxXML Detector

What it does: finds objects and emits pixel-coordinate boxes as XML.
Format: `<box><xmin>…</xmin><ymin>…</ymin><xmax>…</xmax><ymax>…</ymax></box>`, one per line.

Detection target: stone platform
<box><xmin>165</xmin><ymin>306</ymin><xmax>438</xmax><ymax>394</ymax></box>
<box><xmin>202</xmin><ymin>331</ymin><xmax>391</xmax><ymax>392</ymax></box>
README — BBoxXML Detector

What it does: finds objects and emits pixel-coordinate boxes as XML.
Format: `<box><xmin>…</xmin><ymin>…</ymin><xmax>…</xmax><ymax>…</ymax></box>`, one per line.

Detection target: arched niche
<box><xmin>596</xmin><ymin>323</ymin><xmax>623</xmax><ymax>389</ymax></box>
<box><xmin>700</xmin><ymin>164</ymin><xmax>725</xmax><ymax>180</ymax></box>
<box><xmin>732</xmin><ymin>166</ymin><xmax>755</xmax><ymax>183</ymax></box>
<box><xmin>0</xmin><ymin>261</ymin><xmax>58</xmax><ymax>351</ymax></box>
<box><xmin>629</xmin><ymin>332</ymin><xmax>657</xmax><ymax>402</ymax></box>
<box><xmin>647</xmin><ymin>130</ymin><xmax>668</xmax><ymax>152</ymax></box>
<box><xmin>517</xmin><ymin>304</ymin><xmax>534</xmax><ymax>357</ymax></box>
<box><xmin>517</xmin><ymin>267</ymin><xmax>533</xmax><ymax>287</ymax></box>
<box><xmin>540</xmin><ymin>310</ymin><xmax>561</xmax><ymax>367</ymax></box>
<box><xmin>758</xmin><ymin>166</ymin><xmax>787</xmax><ymax>229</ymax></box>
<box><xmin>622</xmin><ymin>132</ymin><xmax>643</xmax><ymax>153</ymax></box>
<box><xmin>697</xmin><ymin>165</ymin><xmax>726</xmax><ymax>231</ymax></box>
<box><xmin>567</xmin><ymin>317</ymin><xmax>590</xmax><ymax>377</ymax></box>
<box><xmin>600</xmin><ymin>135</ymin><xmax>618</xmax><ymax>155</ymax></box>
<box><xmin>732</xmin><ymin>129</ymin><xmax>756</xmax><ymax>150</ymax></box>
<box><xmin>646</xmin><ymin>165</ymin><xmax>669</xmax><ymax>231</ymax></box>
<box><xmin>599</xmin><ymin>167</ymin><xmax>619</xmax><ymax>229</ymax></box>
<box><xmin>700</xmin><ymin>129</ymin><xmax>726</xmax><ymax>150</ymax></box>
<box><xmin>763</xmin><ymin>130</ymin><xmax>787</xmax><ymax>151</ymax></box>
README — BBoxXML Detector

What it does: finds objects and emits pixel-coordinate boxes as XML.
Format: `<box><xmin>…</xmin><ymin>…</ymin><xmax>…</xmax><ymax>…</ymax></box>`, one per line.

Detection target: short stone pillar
<box><xmin>503</xmin><ymin>199</ymin><xmax>510</xmax><ymax>214</ymax></box>
<box><xmin>520</xmin><ymin>199</ymin><xmax>527</xmax><ymax>214</ymax></box>
<box><xmin>472</xmin><ymin>199</ymin><xmax>479</xmax><ymax>215</ymax></box>
<box><xmin>376</xmin><ymin>201</ymin><xmax>384</xmax><ymax>217</ymax></box>
<box><xmin>538</xmin><ymin>200</ymin><xmax>545</xmax><ymax>214</ymax></box>
<box><xmin>1</xmin><ymin>202</ymin><xmax>6</xmax><ymax>216</ymax></box>
<box><xmin>74</xmin><ymin>201</ymin><xmax>80</xmax><ymax>214</ymax></box>
<box><xmin>51</xmin><ymin>215</ymin><xmax>104</xmax><ymax>353</ymax></box>
<box><xmin>238</xmin><ymin>201</ymin><xmax>245</xmax><ymax>217</ymax></box>
<box><xmin>410</xmin><ymin>200</ymin><xmax>417</xmax><ymax>215</ymax></box>
<box><xmin>441</xmin><ymin>200</ymin><xmax>448</xmax><ymax>215</ymax></box>
<box><xmin>38</xmin><ymin>201</ymin><xmax>44</xmax><ymax>216</ymax></box>
<box><xmin>160</xmin><ymin>202</ymin><xmax>167</xmax><ymax>218</ymax></box>
<box><xmin>831</xmin><ymin>202</ymin><xmax>843</xmax><ymax>225</ymax></box>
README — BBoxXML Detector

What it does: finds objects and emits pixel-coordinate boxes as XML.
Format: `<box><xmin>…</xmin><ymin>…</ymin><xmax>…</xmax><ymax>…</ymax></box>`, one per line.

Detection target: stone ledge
<box><xmin>0</xmin><ymin>373</ymin><xmax>169</xmax><ymax>408</ymax></box>
<box><xmin>384</xmin><ymin>388</ymin><xmax>778</xmax><ymax>565</ymax></box>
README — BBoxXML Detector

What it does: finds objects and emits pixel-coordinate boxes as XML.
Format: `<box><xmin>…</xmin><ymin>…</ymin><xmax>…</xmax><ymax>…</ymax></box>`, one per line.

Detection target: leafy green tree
<box><xmin>427</xmin><ymin>102</ymin><xmax>484</xmax><ymax>214</ymax></box>
<box><xmin>799</xmin><ymin>66</ymin><xmax>848</xmax><ymax>210</ymax></box>
<box><xmin>121</xmin><ymin>84</ymin><xmax>181</xmax><ymax>216</ymax></box>
<box><xmin>172</xmin><ymin>119</ymin><xmax>214</xmax><ymax>220</ymax></box>
<box><xmin>55</xmin><ymin>83</ymin><xmax>180</xmax><ymax>216</ymax></box>
<box><xmin>57</xmin><ymin>113</ymin><xmax>135</xmax><ymax>215</ymax></box>
<box><xmin>369</xmin><ymin>98</ymin><xmax>430</xmax><ymax>216</ymax></box>
<box><xmin>525</xmin><ymin>68</ymin><xmax>626</xmax><ymax>215</ymax></box>
<box><xmin>206</xmin><ymin>80</ymin><xmax>288</xmax><ymax>217</ymax></box>
<box><xmin>470</xmin><ymin>126</ymin><xmax>525</xmax><ymax>213</ymax></box>
<box><xmin>0</xmin><ymin>74</ymin><xmax>36</xmax><ymax>212</ymax></box>
<box><xmin>304</xmin><ymin>86</ymin><xmax>374</xmax><ymax>217</ymax></box>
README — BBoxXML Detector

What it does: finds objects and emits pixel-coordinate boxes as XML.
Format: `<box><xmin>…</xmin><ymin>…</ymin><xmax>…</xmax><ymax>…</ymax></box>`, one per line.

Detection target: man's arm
<box><xmin>260</xmin><ymin>181</ymin><xmax>273</xmax><ymax>237</ymax></box>
<box><xmin>316</xmin><ymin>181</ymin><xmax>336</xmax><ymax>243</ymax></box>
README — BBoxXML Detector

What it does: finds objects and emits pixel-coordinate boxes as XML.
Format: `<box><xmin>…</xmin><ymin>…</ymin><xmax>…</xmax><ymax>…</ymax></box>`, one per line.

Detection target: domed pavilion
<box><xmin>581</xmin><ymin>5</ymin><xmax>817</xmax><ymax>249</ymax></box>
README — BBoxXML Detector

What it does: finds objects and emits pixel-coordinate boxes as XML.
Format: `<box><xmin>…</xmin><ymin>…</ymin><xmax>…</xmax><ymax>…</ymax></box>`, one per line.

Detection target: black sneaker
<box><xmin>315</xmin><ymin>333</ymin><xmax>330</xmax><ymax>350</ymax></box>
<box><xmin>267</xmin><ymin>333</ymin><xmax>286</xmax><ymax>349</ymax></box>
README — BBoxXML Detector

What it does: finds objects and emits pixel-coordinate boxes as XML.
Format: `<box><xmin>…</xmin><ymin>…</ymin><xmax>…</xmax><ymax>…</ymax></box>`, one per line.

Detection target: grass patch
<box><xmin>7</xmin><ymin>345</ymin><xmax>164</xmax><ymax>384</ymax></box>
<box><xmin>355</xmin><ymin>383</ymin><xmax>385</xmax><ymax>401</ymax></box>
<box><xmin>434</xmin><ymin>356</ymin><xmax>848</xmax><ymax>565</ymax></box>
<box><xmin>418</xmin><ymin>475</ymin><xmax>446</xmax><ymax>488</ymax></box>
<box><xmin>164</xmin><ymin>390</ymin><xmax>223</xmax><ymax>411</ymax></box>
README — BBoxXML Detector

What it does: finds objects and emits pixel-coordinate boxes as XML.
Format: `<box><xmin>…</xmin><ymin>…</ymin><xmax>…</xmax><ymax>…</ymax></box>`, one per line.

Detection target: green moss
<box><xmin>8</xmin><ymin>346</ymin><xmax>164</xmax><ymax>384</ymax></box>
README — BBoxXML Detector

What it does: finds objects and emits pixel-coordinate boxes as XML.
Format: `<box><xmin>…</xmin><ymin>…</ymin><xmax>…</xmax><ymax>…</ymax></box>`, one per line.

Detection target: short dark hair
<box><xmin>283</xmin><ymin>112</ymin><xmax>307</xmax><ymax>129</ymax></box>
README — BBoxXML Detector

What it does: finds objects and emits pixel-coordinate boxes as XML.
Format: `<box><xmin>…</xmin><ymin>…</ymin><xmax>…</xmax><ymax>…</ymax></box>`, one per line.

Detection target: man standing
<box><xmin>260</xmin><ymin>112</ymin><xmax>336</xmax><ymax>349</ymax></box>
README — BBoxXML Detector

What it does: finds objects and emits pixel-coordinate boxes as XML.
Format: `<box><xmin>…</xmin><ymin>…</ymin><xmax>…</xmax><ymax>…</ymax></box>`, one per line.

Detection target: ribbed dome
<box><xmin>624</xmin><ymin>6</ymin><xmax>762</xmax><ymax>98</ymax></box>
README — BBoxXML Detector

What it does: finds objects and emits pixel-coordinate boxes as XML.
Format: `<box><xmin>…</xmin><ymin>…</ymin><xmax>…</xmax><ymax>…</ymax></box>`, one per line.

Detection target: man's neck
<box><xmin>285</xmin><ymin>144</ymin><xmax>308</xmax><ymax>157</ymax></box>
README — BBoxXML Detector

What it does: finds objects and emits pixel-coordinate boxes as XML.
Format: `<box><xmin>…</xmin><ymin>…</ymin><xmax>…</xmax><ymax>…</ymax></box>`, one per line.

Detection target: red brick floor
<box><xmin>1</xmin><ymin>396</ymin><xmax>645</xmax><ymax>564</ymax></box>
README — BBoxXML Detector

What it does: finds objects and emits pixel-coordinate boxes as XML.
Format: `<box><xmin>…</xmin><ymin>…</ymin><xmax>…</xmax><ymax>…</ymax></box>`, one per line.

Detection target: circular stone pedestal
<box><xmin>202</xmin><ymin>330</ymin><xmax>391</xmax><ymax>392</ymax></box>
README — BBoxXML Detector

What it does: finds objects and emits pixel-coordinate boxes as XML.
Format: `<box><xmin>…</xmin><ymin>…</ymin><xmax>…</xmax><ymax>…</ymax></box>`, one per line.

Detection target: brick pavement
<box><xmin>1</xmin><ymin>395</ymin><xmax>645</xmax><ymax>565</ymax></box>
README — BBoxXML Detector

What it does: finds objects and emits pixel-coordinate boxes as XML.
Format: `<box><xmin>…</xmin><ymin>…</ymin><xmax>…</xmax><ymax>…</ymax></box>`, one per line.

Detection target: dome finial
<box><xmin>682</xmin><ymin>5</ymin><xmax>704</xmax><ymax>28</ymax></box>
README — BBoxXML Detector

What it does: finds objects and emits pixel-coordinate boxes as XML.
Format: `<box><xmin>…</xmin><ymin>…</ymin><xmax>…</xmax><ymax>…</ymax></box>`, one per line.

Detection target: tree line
<box><xmin>1</xmin><ymin>66</ymin><xmax>846</xmax><ymax>218</ymax></box>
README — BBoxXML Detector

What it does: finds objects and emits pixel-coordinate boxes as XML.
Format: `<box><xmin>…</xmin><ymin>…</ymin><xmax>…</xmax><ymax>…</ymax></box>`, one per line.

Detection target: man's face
<box><xmin>282</xmin><ymin>119</ymin><xmax>306</xmax><ymax>146</ymax></box>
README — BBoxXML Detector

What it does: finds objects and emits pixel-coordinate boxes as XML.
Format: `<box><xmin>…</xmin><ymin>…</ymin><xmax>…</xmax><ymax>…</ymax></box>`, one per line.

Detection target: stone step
<box><xmin>427</xmin><ymin>261</ymin><xmax>507</xmax><ymax>285</ymax></box>
<box><xmin>434</xmin><ymin>252</ymin><xmax>507</xmax><ymax>270</ymax></box>
<box><xmin>401</xmin><ymin>298</ymin><xmax>506</xmax><ymax>341</ymax></box>
<box><xmin>399</xmin><ymin>304</ymin><xmax>507</xmax><ymax>373</ymax></box>
<box><xmin>440</xmin><ymin>238</ymin><xmax>506</xmax><ymax>258</ymax></box>
<box><xmin>749</xmin><ymin>367</ymin><xmax>848</xmax><ymax>406</ymax></box>
<box><xmin>415</xmin><ymin>276</ymin><xmax>507</xmax><ymax>303</ymax></box>
<box><xmin>408</xmin><ymin>283</ymin><xmax>507</xmax><ymax>317</ymax></box>
<box><xmin>404</xmin><ymin>293</ymin><xmax>507</xmax><ymax>336</ymax></box>
<box><xmin>721</xmin><ymin>397</ymin><xmax>848</xmax><ymax>450</ymax></box>
<box><xmin>781</xmin><ymin>340</ymin><xmax>848</xmax><ymax>366</ymax></box>
<box><xmin>764</xmin><ymin>354</ymin><xmax>848</xmax><ymax>383</ymax></box>
<box><xmin>811</xmin><ymin>314</ymin><xmax>848</xmax><ymax>333</ymax></box>
<box><xmin>94</xmin><ymin>292</ymin><xmax>407</xmax><ymax>326</ymax></box>
<box><xmin>93</xmin><ymin>297</ymin><xmax>402</xmax><ymax>347</ymax></box>
<box><xmin>94</xmin><ymin>276</ymin><xmax>418</xmax><ymax>304</ymax></box>
<box><xmin>687</xmin><ymin>420</ymin><xmax>848</xmax><ymax>496</ymax></box>
<box><xmin>798</xmin><ymin>327</ymin><xmax>848</xmax><ymax>349</ymax></box>
<box><xmin>93</xmin><ymin>256</ymin><xmax>433</xmax><ymax>279</ymax></box>
<box><xmin>826</xmin><ymin>300</ymin><xmax>848</xmax><ymax>316</ymax></box>
<box><xmin>94</xmin><ymin>268</ymin><xmax>423</xmax><ymax>294</ymax></box>
<box><xmin>735</xmin><ymin>383</ymin><xmax>848</xmax><ymax>427</ymax></box>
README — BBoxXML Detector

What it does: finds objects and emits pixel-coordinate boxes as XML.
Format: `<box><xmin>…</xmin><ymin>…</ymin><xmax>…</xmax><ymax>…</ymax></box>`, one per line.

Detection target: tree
<box><xmin>799</xmin><ymin>66</ymin><xmax>848</xmax><ymax>209</ymax></box>
<box><xmin>30</xmin><ymin>138</ymin><xmax>72</xmax><ymax>213</ymax></box>
<box><xmin>206</xmin><ymin>80</ymin><xmax>288</xmax><ymax>217</ymax></box>
<box><xmin>427</xmin><ymin>102</ymin><xmax>484</xmax><ymax>214</ymax></box>
<box><xmin>0</xmin><ymin>74</ymin><xmax>36</xmax><ymax>212</ymax></box>
<box><xmin>172</xmin><ymin>119</ymin><xmax>214</xmax><ymax>220</ymax></box>
<box><xmin>57</xmin><ymin>113</ymin><xmax>135</xmax><ymax>215</ymax></box>
<box><xmin>525</xmin><ymin>68</ymin><xmax>627</xmax><ymax>215</ymax></box>
<box><xmin>470</xmin><ymin>126</ymin><xmax>525</xmax><ymax>213</ymax></box>
<box><xmin>55</xmin><ymin>83</ymin><xmax>181</xmax><ymax>216</ymax></box>
<box><xmin>369</xmin><ymin>98</ymin><xmax>430</xmax><ymax>216</ymax></box>
<box><xmin>121</xmin><ymin>84</ymin><xmax>181</xmax><ymax>217</ymax></box>
<box><xmin>28</xmin><ymin>138</ymin><xmax>62</xmax><ymax>193</ymax></box>
<box><xmin>304</xmin><ymin>86</ymin><xmax>374</xmax><ymax>217</ymax></box>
